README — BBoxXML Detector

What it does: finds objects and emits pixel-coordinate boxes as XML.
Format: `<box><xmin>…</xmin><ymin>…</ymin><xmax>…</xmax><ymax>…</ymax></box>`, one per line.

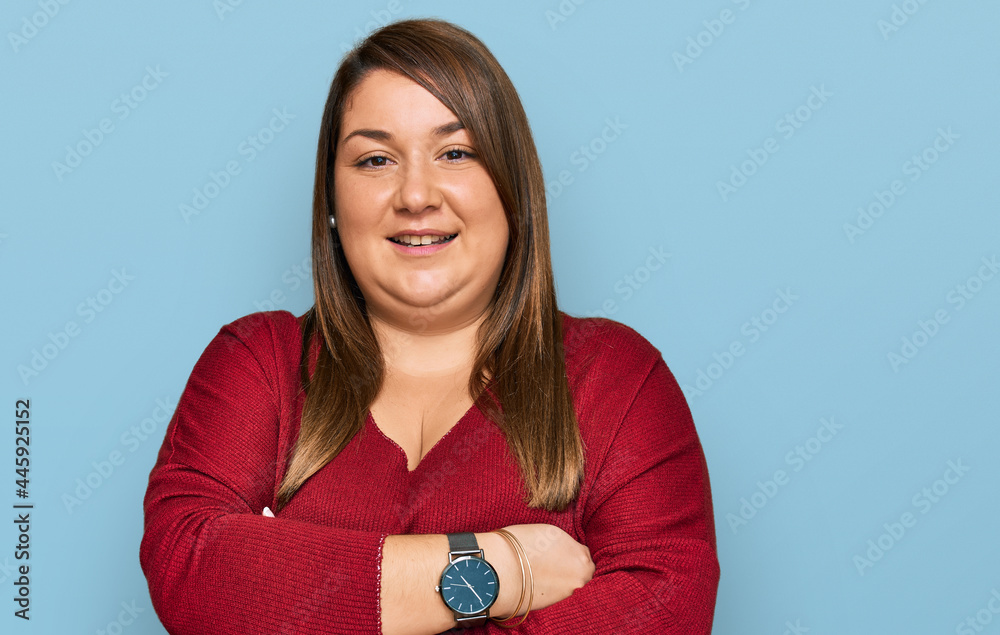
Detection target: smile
<box><xmin>388</xmin><ymin>233</ymin><xmax>458</xmax><ymax>247</ymax></box>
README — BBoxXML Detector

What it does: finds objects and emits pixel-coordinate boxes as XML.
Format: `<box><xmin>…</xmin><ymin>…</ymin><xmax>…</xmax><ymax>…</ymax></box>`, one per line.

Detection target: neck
<box><xmin>369</xmin><ymin>308</ymin><xmax>487</xmax><ymax>380</ymax></box>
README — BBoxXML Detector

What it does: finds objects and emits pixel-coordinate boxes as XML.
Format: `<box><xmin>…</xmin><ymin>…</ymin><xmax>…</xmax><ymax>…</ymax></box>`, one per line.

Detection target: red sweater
<box><xmin>140</xmin><ymin>310</ymin><xmax>719</xmax><ymax>634</ymax></box>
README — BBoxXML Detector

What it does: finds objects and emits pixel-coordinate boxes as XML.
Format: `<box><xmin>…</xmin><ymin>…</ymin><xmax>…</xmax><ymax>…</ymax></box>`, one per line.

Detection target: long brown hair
<box><xmin>276</xmin><ymin>18</ymin><xmax>583</xmax><ymax>511</ymax></box>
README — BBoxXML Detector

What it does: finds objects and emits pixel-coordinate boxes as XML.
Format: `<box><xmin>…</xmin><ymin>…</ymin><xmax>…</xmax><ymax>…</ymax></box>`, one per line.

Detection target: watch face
<box><xmin>440</xmin><ymin>556</ymin><xmax>499</xmax><ymax>616</ymax></box>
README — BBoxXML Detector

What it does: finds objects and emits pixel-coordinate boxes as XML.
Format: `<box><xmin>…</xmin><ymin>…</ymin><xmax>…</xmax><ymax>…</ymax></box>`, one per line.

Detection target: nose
<box><xmin>395</xmin><ymin>157</ymin><xmax>442</xmax><ymax>214</ymax></box>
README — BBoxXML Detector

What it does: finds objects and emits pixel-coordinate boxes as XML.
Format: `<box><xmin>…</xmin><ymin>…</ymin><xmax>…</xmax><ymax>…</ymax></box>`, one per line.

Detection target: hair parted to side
<box><xmin>275</xmin><ymin>18</ymin><xmax>583</xmax><ymax>511</ymax></box>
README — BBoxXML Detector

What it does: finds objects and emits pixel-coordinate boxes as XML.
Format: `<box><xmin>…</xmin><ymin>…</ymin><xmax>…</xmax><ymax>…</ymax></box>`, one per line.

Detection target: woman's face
<box><xmin>333</xmin><ymin>69</ymin><xmax>509</xmax><ymax>332</ymax></box>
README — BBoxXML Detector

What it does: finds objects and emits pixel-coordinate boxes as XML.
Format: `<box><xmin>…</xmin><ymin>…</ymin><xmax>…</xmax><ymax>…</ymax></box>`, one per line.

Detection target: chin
<box><xmin>395</xmin><ymin>273</ymin><xmax>459</xmax><ymax>301</ymax></box>
<box><xmin>398</xmin><ymin>289</ymin><xmax>455</xmax><ymax>310</ymax></box>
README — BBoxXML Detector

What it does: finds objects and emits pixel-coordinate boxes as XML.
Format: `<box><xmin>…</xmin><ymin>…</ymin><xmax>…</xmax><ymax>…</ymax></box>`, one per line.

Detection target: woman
<box><xmin>140</xmin><ymin>18</ymin><xmax>719</xmax><ymax>634</ymax></box>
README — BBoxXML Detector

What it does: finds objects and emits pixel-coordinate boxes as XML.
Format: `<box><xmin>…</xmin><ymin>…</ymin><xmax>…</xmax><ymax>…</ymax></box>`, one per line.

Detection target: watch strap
<box><xmin>447</xmin><ymin>532</ymin><xmax>481</xmax><ymax>557</ymax></box>
<box><xmin>455</xmin><ymin>614</ymin><xmax>488</xmax><ymax>628</ymax></box>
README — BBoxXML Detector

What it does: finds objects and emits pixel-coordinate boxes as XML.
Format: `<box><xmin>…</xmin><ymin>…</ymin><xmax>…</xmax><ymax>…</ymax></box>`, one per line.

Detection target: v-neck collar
<box><xmin>366</xmin><ymin>401</ymin><xmax>482</xmax><ymax>474</ymax></box>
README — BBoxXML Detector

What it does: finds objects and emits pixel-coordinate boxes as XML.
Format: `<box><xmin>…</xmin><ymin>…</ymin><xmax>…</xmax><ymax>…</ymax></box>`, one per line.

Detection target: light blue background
<box><xmin>2</xmin><ymin>1</ymin><xmax>998</xmax><ymax>633</ymax></box>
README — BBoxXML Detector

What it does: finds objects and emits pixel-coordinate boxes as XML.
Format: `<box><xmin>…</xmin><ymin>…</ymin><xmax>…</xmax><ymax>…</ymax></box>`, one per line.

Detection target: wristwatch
<box><xmin>435</xmin><ymin>532</ymin><xmax>499</xmax><ymax>627</ymax></box>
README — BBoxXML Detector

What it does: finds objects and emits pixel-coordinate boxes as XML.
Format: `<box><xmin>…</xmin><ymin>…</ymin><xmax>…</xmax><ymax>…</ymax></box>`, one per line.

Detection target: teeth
<box><xmin>392</xmin><ymin>234</ymin><xmax>456</xmax><ymax>246</ymax></box>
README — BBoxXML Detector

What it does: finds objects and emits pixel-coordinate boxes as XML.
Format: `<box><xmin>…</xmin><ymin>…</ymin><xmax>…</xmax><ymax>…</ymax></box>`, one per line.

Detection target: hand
<box><xmin>477</xmin><ymin>524</ymin><xmax>594</xmax><ymax>616</ymax></box>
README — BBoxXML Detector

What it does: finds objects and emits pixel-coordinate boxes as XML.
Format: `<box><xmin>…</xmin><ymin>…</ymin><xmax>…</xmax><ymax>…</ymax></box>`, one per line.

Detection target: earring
<box><xmin>329</xmin><ymin>215</ymin><xmax>337</xmax><ymax>229</ymax></box>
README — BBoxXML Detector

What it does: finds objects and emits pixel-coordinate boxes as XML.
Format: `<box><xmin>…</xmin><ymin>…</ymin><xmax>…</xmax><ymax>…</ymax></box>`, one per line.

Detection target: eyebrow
<box><xmin>341</xmin><ymin>120</ymin><xmax>465</xmax><ymax>144</ymax></box>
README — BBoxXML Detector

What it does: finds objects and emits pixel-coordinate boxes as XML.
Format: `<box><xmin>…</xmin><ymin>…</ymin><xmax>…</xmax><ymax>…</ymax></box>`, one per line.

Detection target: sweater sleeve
<box><xmin>139</xmin><ymin>317</ymin><xmax>388</xmax><ymax>635</ymax></box>
<box><xmin>480</xmin><ymin>355</ymin><xmax>720</xmax><ymax>634</ymax></box>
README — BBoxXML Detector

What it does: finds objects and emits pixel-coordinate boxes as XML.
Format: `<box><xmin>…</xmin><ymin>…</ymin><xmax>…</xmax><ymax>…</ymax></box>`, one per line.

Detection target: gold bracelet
<box><xmin>490</xmin><ymin>529</ymin><xmax>533</xmax><ymax>628</ymax></box>
<box><xmin>494</xmin><ymin>529</ymin><xmax>533</xmax><ymax>628</ymax></box>
<box><xmin>489</xmin><ymin>530</ymin><xmax>525</xmax><ymax>622</ymax></box>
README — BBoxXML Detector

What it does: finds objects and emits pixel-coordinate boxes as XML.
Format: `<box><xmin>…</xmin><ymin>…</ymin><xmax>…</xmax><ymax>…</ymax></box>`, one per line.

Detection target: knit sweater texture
<box><xmin>140</xmin><ymin>310</ymin><xmax>720</xmax><ymax>634</ymax></box>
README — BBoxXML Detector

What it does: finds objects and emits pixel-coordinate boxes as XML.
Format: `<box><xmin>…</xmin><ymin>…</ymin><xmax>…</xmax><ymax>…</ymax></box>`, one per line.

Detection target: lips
<box><xmin>388</xmin><ymin>233</ymin><xmax>458</xmax><ymax>246</ymax></box>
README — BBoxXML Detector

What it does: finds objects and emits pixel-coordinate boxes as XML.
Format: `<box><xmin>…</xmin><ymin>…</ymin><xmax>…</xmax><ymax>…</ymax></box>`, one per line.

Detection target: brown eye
<box><xmin>356</xmin><ymin>155</ymin><xmax>390</xmax><ymax>168</ymax></box>
<box><xmin>442</xmin><ymin>149</ymin><xmax>476</xmax><ymax>162</ymax></box>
